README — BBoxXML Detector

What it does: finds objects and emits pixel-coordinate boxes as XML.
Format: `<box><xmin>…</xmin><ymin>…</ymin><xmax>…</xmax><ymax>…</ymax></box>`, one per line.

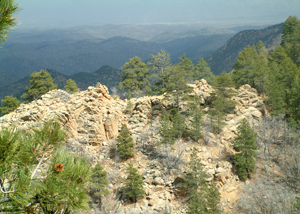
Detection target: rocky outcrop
<box><xmin>0</xmin><ymin>83</ymin><xmax>127</xmax><ymax>145</ymax></box>
<box><xmin>0</xmin><ymin>80</ymin><xmax>266</xmax><ymax>214</ymax></box>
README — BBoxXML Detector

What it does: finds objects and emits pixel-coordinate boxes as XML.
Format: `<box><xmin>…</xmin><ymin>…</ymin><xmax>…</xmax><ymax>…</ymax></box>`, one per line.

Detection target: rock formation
<box><xmin>0</xmin><ymin>80</ymin><xmax>265</xmax><ymax>213</ymax></box>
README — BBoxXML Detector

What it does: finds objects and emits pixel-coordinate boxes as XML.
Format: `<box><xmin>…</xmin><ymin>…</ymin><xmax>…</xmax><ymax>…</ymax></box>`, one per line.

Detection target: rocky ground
<box><xmin>0</xmin><ymin>79</ymin><xmax>265</xmax><ymax>213</ymax></box>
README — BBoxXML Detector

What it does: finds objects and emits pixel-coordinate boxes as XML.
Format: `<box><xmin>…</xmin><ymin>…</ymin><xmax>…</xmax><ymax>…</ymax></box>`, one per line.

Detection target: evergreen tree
<box><xmin>178</xmin><ymin>53</ymin><xmax>194</xmax><ymax>83</ymax></box>
<box><xmin>281</xmin><ymin>16</ymin><xmax>300</xmax><ymax>67</ymax></box>
<box><xmin>166</xmin><ymin>65</ymin><xmax>193</xmax><ymax>112</ymax></box>
<box><xmin>90</xmin><ymin>163</ymin><xmax>109</xmax><ymax>208</ymax></box>
<box><xmin>232</xmin><ymin>45</ymin><xmax>256</xmax><ymax>87</ymax></box>
<box><xmin>287</xmin><ymin>76</ymin><xmax>300</xmax><ymax>125</ymax></box>
<box><xmin>148</xmin><ymin>49</ymin><xmax>172</xmax><ymax>94</ymax></box>
<box><xmin>233</xmin><ymin>119</ymin><xmax>258</xmax><ymax>180</ymax></box>
<box><xmin>21</xmin><ymin>69</ymin><xmax>57</xmax><ymax>102</ymax></box>
<box><xmin>208</xmin><ymin>94</ymin><xmax>227</xmax><ymax>134</ymax></box>
<box><xmin>186</xmin><ymin>148</ymin><xmax>220</xmax><ymax>213</ymax></box>
<box><xmin>188</xmin><ymin>96</ymin><xmax>203</xmax><ymax>142</ymax></box>
<box><xmin>194</xmin><ymin>58</ymin><xmax>216</xmax><ymax>85</ymax></box>
<box><xmin>123</xmin><ymin>162</ymin><xmax>145</xmax><ymax>203</ymax></box>
<box><xmin>118</xmin><ymin>56</ymin><xmax>151</xmax><ymax>98</ymax></box>
<box><xmin>0</xmin><ymin>0</ymin><xmax>18</xmax><ymax>45</ymax></box>
<box><xmin>65</xmin><ymin>78</ymin><xmax>79</xmax><ymax>94</ymax></box>
<box><xmin>0</xmin><ymin>95</ymin><xmax>21</xmax><ymax>115</ymax></box>
<box><xmin>264</xmin><ymin>62</ymin><xmax>287</xmax><ymax>116</ymax></box>
<box><xmin>117</xmin><ymin>124</ymin><xmax>135</xmax><ymax>159</ymax></box>
<box><xmin>215</xmin><ymin>71</ymin><xmax>236</xmax><ymax>98</ymax></box>
<box><xmin>171</xmin><ymin>112</ymin><xmax>186</xmax><ymax>139</ymax></box>
<box><xmin>158</xmin><ymin>111</ymin><xmax>176</xmax><ymax>145</ymax></box>
<box><xmin>0</xmin><ymin>120</ymin><xmax>92</xmax><ymax>213</ymax></box>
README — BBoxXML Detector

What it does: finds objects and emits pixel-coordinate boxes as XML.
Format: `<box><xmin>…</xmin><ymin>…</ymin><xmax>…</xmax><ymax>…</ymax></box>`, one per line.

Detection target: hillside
<box><xmin>206</xmin><ymin>23</ymin><xmax>283</xmax><ymax>75</ymax></box>
<box><xmin>0</xmin><ymin>66</ymin><xmax>122</xmax><ymax>101</ymax></box>
<box><xmin>0</xmin><ymin>80</ymin><xmax>266</xmax><ymax>213</ymax></box>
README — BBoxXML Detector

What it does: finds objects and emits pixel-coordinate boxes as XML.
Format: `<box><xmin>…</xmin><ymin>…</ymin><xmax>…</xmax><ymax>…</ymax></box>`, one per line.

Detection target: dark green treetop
<box><xmin>178</xmin><ymin>53</ymin><xmax>194</xmax><ymax>83</ymax></box>
<box><xmin>194</xmin><ymin>58</ymin><xmax>216</xmax><ymax>85</ymax></box>
<box><xmin>186</xmin><ymin>148</ymin><xmax>220</xmax><ymax>213</ymax></box>
<box><xmin>233</xmin><ymin>118</ymin><xmax>258</xmax><ymax>180</ymax></box>
<box><xmin>148</xmin><ymin>49</ymin><xmax>172</xmax><ymax>94</ymax></box>
<box><xmin>117</xmin><ymin>124</ymin><xmax>135</xmax><ymax>159</ymax></box>
<box><xmin>65</xmin><ymin>78</ymin><xmax>79</xmax><ymax>94</ymax></box>
<box><xmin>21</xmin><ymin>69</ymin><xmax>57</xmax><ymax>102</ymax></box>
<box><xmin>0</xmin><ymin>95</ymin><xmax>21</xmax><ymax>115</ymax></box>
<box><xmin>281</xmin><ymin>16</ymin><xmax>300</xmax><ymax>67</ymax></box>
<box><xmin>123</xmin><ymin>162</ymin><xmax>145</xmax><ymax>203</ymax></box>
<box><xmin>118</xmin><ymin>56</ymin><xmax>151</xmax><ymax>98</ymax></box>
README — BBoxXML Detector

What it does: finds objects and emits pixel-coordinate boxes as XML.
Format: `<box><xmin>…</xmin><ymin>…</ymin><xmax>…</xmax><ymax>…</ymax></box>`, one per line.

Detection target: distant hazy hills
<box><xmin>0</xmin><ymin>26</ymin><xmax>235</xmax><ymax>87</ymax></box>
<box><xmin>0</xmin><ymin>23</ymin><xmax>284</xmax><ymax>101</ymax></box>
<box><xmin>0</xmin><ymin>66</ymin><xmax>122</xmax><ymax>101</ymax></box>
<box><xmin>206</xmin><ymin>23</ymin><xmax>283</xmax><ymax>75</ymax></box>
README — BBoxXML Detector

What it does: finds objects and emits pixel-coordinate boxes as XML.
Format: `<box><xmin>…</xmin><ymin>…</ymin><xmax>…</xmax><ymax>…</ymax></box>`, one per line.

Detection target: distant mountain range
<box><xmin>0</xmin><ymin>23</ymin><xmax>285</xmax><ymax>101</ymax></box>
<box><xmin>0</xmin><ymin>66</ymin><xmax>122</xmax><ymax>101</ymax></box>
<box><xmin>206</xmin><ymin>23</ymin><xmax>283</xmax><ymax>75</ymax></box>
<box><xmin>0</xmin><ymin>27</ymin><xmax>235</xmax><ymax>87</ymax></box>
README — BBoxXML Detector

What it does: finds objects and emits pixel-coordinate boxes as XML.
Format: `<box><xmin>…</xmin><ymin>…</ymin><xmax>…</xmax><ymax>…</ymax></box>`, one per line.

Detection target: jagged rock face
<box><xmin>0</xmin><ymin>80</ymin><xmax>266</xmax><ymax>213</ymax></box>
<box><xmin>0</xmin><ymin>83</ymin><xmax>127</xmax><ymax>145</ymax></box>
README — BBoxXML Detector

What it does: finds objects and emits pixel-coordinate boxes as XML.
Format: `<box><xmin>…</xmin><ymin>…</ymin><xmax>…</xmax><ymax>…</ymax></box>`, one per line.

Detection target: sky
<box><xmin>14</xmin><ymin>0</ymin><xmax>300</xmax><ymax>29</ymax></box>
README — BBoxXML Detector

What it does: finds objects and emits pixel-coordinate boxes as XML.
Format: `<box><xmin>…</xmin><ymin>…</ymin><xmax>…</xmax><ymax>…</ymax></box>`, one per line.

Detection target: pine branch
<box><xmin>31</xmin><ymin>151</ymin><xmax>46</xmax><ymax>179</ymax></box>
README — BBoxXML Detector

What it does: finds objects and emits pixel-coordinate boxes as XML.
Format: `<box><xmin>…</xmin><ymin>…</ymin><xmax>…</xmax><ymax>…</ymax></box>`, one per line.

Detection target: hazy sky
<box><xmin>14</xmin><ymin>0</ymin><xmax>300</xmax><ymax>29</ymax></box>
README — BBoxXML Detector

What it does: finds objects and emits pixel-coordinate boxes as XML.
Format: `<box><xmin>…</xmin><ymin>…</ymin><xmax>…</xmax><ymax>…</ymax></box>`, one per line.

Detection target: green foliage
<box><xmin>187</xmin><ymin>96</ymin><xmax>203</xmax><ymax>142</ymax></box>
<box><xmin>186</xmin><ymin>148</ymin><xmax>220</xmax><ymax>213</ymax></box>
<box><xmin>90</xmin><ymin>163</ymin><xmax>109</xmax><ymax>207</ymax></box>
<box><xmin>233</xmin><ymin>119</ymin><xmax>258</xmax><ymax>180</ymax></box>
<box><xmin>232</xmin><ymin>41</ymin><xmax>269</xmax><ymax>93</ymax></box>
<box><xmin>177</xmin><ymin>53</ymin><xmax>194</xmax><ymax>84</ymax></box>
<box><xmin>287</xmin><ymin>76</ymin><xmax>300</xmax><ymax>126</ymax></box>
<box><xmin>0</xmin><ymin>120</ymin><xmax>92</xmax><ymax>213</ymax></box>
<box><xmin>215</xmin><ymin>71</ymin><xmax>236</xmax><ymax>98</ymax></box>
<box><xmin>281</xmin><ymin>16</ymin><xmax>300</xmax><ymax>67</ymax></box>
<box><xmin>166</xmin><ymin>65</ymin><xmax>193</xmax><ymax>112</ymax></box>
<box><xmin>0</xmin><ymin>0</ymin><xmax>18</xmax><ymax>45</ymax></box>
<box><xmin>117</xmin><ymin>124</ymin><xmax>135</xmax><ymax>159</ymax></box>
<box><xmin>21</xmin><ymin>69</ymin><xmax>58</xmax><ymax>102</ymax></box>
<box><xmin>158</xmin><ymin>111</ymin><xmax>176</xmax><ymax>145</ymax></box>
<box><xmin>208</xmin><ymin>94</ymin><xmax>227</xmax><ymax>134</ymax></box>
<box><xmin>193</xmin><ymin>58</ymin><xmax>216</xmax><ymax>85</ymax></box>
<box><xmin>158</xmin><ymin>111</ymin><xmax>186</xmax><ymax>145</ymax></box>
<box><xmin>118</xmin><ymin>56</ymin><xmax>151</xmax><ymax>98</ymax></box>
<box><xmin>148</xmin><ymin>49</ymin><xmax>172</xmax><ymax>94</ymax></box>
<box><xmin>0</xmin><ymin>95</ymin><xmax>21</xmax><ymax>115</ymax></box>
<box><xmin>123</xmin><ymin>162</ymin><xmax>145</xmax><ymax>203</ymax></box>
<box><xmin>64</xmin><ymin>79</ymin><xmax>79</xmax><ymax>94</ymax></box>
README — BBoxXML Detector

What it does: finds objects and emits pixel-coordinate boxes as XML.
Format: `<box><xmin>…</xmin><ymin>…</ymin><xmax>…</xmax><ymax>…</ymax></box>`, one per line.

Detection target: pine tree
<box><xmin>158</xmin><ymin>111</ymin><xmax>176</xmax><ymax>145</ymax></box>
<box><xmin>172</xmin><ymin>112</ymin><xmax>186</xmax><ymax>139</ymax></box>
<box><xmin>188</xmin><ymin>96</ymin><xmax>203</xmax><ymax>142</ymax></box>
<box><xmin>65</xmin><ymin>78</ymin><xmax>79</xmax><ymax>94</ymax></box>
<box><xmin>148</xmin><ymin>49</ymin><xmax>172</xmax><ymax>94</ymax></box>
<box><xmin>194</xmin><ymin>58</ymin><xmax>216</xmax><ymax>85</ymax></box>
<box><xmin>0</xmin><ymin>95</ymin><xmax>21</xmax><ymax>115</ymax></box>
<box><xmin>186</xmin><ymin>148</ymin><xmax>220</xmax><ymax>213</ymax></box>
<box><xmin>281</xmin><ymin>16</ymin><xmax>300</xmax><ymax>67</ymax></box>
<box><xmin>90</xmin><ymin>163</ymin><xmax>109</xmax><ymax>208</ymax></box>
<box><xmin>0</xmin><ymin>0</ymin><xmax>18</xmax><ymax>45</ymax></box>
<box><xmin>0</xmin><ymin>120</ymin><xmax>92</xmax><ymax>213</ymax></box>
<box><xmin>123</xmin><ymin>162</ymin><xmax>145</xmax><ymax>203</ymax></box>
<box><xmin>178</xmin><ymin>53</ymin><xmax>194</xmax><ymax>83</ymax></box>
<box><xmin>166</xmin><ymin>65</ymin><xmax>193</xmax><ymax>112</ymax></box>
<box><xmin>21</xmin><ymin>69</ymin><xmax>57</xmax><ymax>102</ymax></box>
<box><xmin>233</xmin><ymin>119</ymin><xmax>258</xmax><ymax>180</ymax></box>
<box><xmin>117</xmin><ymin>124</ymin><xmax>135</xmax><ymax>159</ymax></box>
<box><xmin>118</xmin><ymin>56</ymin><xmax>151</xmax><ymax>98</ymax></box>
